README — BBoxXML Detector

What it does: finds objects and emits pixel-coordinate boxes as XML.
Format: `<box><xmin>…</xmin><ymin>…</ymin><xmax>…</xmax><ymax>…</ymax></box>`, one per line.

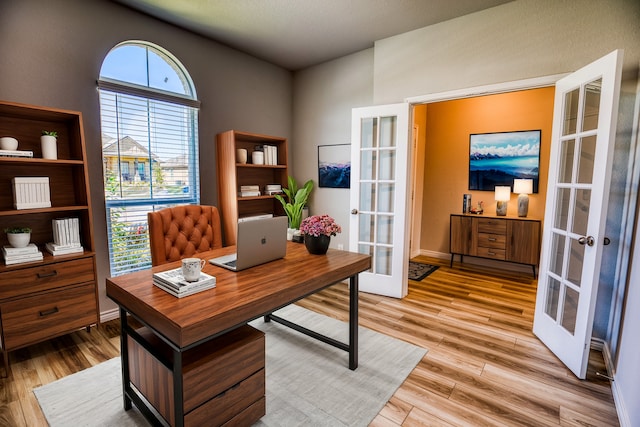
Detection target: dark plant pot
<box><xmin>304</xmin><ymin>234</ymin><xmax>331</xmax><ymax>255</ymax></box>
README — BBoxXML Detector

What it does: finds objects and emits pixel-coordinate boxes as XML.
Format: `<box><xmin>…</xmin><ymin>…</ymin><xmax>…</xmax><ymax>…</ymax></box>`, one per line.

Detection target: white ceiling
<box><xmin>115</xmin><ymin>0</ymin><xmax>513</xmax><ymax>71</ymax></box>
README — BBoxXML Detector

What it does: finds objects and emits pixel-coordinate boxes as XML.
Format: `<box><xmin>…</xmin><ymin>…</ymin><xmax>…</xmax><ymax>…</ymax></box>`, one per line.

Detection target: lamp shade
<box><xmin>494</xmin><ymin>186</ymin><xmax>511</xmax><ymax>202</ymax></box>
<box><xmin>513</xmin><ymin>179</ymin><xmax>533</xmax><ymax>195</ymax></box>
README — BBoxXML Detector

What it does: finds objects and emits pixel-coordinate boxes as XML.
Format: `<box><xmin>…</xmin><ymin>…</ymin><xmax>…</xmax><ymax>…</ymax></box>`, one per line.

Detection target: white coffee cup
<box><xmin>182</xmin><ymin>257</ymin><xmax>206</xmax><ymax>282</ymax></box>
<box><xmin>252</xmin><ymin>150</ymin><xmax>264</xmax><ymax>165</ymax></box>
<box><xmin>236</xmin><ymin>148</ymin><xmax>248</xmax><ymax>164</ymax></box>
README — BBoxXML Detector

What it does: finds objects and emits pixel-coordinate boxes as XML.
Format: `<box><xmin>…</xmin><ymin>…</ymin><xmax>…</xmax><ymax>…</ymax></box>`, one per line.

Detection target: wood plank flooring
<box><xmin>0</xmin><ymin>256</ymin><xmax>619</xmax><ymax>426</ymax></box>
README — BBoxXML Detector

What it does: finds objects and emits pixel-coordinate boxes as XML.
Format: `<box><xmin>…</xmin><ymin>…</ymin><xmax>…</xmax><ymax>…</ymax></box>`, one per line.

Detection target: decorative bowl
<box><xmin>0</xmin><ymin>137</ymin><xmax>18</xmax><ymax>150</ymax></box>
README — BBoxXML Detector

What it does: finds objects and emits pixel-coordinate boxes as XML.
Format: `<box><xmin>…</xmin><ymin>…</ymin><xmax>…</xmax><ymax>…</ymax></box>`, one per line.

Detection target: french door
<box><xmin>349</xmin><ymin>103</ymin><xmax>411</xmax><ymax>298</ymax></box>
<box><xmin>533</xmin><ymin>50</ymin><xmax>623</xmax><ymax>378</ymax></box>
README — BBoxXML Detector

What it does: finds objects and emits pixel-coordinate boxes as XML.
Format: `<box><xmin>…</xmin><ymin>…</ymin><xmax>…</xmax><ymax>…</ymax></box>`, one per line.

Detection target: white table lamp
<box><xmin>513</xmin><ymin>179</ymin><xmax>533</xmax><ymax>217</ymax></box>
<box><xmin>494</xmin><ymin>186</ymin><xmax>511</xmax><ymax>216</ymax></box>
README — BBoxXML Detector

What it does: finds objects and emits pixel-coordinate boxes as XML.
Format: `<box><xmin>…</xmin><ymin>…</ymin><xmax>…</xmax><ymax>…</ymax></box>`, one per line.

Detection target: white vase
<box><xmin>7</xmin><ymin>232</ymin><xmax>30</xmax><ymax>248</ymax></box>
<box><xmin>41</xmin><ymin>135</ymin><xmax>57</xmax><ymax>159</ymax></box>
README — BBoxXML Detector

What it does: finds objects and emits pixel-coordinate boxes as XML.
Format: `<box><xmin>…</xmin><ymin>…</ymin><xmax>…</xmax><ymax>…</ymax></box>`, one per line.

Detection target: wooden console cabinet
<box><xmin>127</xmin><ymin>324</ymin><xmax>265</xmax><ymax>427</ymax></box>
<box><xmin>216</xmin><ymin>130</ymin><xmax>288</xmax><ymax>245</ymax></box>
<box><xmin>0</xmin><ymin>101</ymin><xmax>98</xmax><ymax>375</ymax></box>
<box><xmin>450</xmin><ymin>214</ymin><xmax>541</xmax><ymax>277</ymax></box>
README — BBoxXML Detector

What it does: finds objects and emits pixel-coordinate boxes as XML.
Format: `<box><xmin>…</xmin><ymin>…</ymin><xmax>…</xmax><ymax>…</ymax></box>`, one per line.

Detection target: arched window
<box><xmin>98</xmin><ymin>41</ymin><xmax>200</xmax><ymax>276</ymax></box>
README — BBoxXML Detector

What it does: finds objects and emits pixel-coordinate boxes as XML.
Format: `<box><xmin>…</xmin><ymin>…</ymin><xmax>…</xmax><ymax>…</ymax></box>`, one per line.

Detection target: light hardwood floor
<box><xmin>0</xmin><ymin>256</ymin><xmax>619</xmax><ymax>426</ymax></box>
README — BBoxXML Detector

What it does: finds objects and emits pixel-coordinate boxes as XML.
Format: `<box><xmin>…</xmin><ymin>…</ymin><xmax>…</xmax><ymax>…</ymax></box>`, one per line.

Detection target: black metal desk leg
<box><xmin>174</xmin><ymin>350</ymin><xmax>184</xmax><ymax>427</ymax></box>
<box><xmin>119</xmin><ymin>307</ymin><xmax>132</xmax><ymax>410</ymax></box>
<box><xmin>349</xmin><ymin>274</ymin><xmax>359</xmax><ymax>370</ymax></box>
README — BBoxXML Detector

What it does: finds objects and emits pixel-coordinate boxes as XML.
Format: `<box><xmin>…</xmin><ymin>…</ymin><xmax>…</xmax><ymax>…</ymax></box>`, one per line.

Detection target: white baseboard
<box><xmin>601</xmin><ymin>341</ymin><xmax>631</xmax><ymax>427</ymax></box>
<box><xmin>100</xmin><ymin>308</ymin><xmax>120</xmax><ymax>323</ymax></box>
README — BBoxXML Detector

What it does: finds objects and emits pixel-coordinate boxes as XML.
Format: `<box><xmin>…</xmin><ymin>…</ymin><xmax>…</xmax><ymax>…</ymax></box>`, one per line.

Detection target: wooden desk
<box><xmin>106</xmin><ymin>242</ymin><xmax>371</xmax><ymax>427</ymax></box>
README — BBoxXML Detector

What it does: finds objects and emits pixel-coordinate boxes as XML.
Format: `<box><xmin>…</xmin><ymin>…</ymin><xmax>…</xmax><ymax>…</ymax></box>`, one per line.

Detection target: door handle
<box><xmin>351</xmin><ymin>209</ymin><xmax>358</xmax><ymax>215</ymax></box>
<box><xmin>578</xmin><ymin>236</ymin><xmax>595</xmax><ymax>246</ymax></box>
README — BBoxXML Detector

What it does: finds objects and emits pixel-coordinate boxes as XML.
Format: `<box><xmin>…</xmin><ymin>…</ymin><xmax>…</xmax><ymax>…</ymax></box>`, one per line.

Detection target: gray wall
<box><xmin>291</xmin><ymin>0</ymin><xmax>639</xmax><ymax>422</ymax></box>
<box><xmin>0</xmin><ymin>0</ymin><xmax>292</xmax><ymax>314</ymax></box>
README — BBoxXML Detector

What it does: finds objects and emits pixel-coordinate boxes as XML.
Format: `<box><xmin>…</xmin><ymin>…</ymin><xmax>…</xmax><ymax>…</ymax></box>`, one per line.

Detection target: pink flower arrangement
<box><xmin>300</xmin><ymin>214</ymin><xmax>342</xmax><ymax>237</ymax></box>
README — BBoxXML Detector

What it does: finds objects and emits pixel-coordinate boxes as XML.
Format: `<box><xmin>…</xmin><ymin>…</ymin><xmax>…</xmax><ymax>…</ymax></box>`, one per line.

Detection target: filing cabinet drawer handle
<box><xmin>488</xmin><ymin>238</ymin><xmax>496</xmax><ymax>242</ymax></box>
<box><xmin>37</xmin><ymin>270</ymin><xmax>58</xmax><ymax>278</ymax></box>
<box><xmin>488</xmin><ymin>251</ymin><xmax>496</xmax><ymax>256</ymax></box>
<box><xmin>39</xmin><ymin>307</ymin><xmax>59</xmax><ymax>317</ymax></box>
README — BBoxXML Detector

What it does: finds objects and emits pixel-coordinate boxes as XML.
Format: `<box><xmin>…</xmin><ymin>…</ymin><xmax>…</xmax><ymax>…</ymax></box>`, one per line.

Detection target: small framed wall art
<box><xmin>318</xmin><ymin>144</ymin><xmax>350</xmax><ymax>188</ymax></box>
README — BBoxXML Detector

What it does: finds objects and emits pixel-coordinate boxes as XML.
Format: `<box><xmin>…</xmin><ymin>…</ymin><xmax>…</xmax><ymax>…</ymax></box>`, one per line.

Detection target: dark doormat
<box><xmin>408</xmin><ymin>261</ymin><xmax>439</xmax><ymax>281</ymax></box>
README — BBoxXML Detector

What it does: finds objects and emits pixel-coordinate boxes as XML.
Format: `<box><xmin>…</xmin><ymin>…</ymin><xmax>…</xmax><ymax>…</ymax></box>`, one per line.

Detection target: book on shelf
<box><xmin>45</xmin><ymin>242</ymin><xmax>84</xmax><ymax>256</ymax></box>
<box><xmin>0</xmin><ymin>149</ymin><xmax>34</xmax><ymax>158</ymax></box>
<box><xmin>238</xmin><ymin>190</ymin><xmax>261</xmax><ymax>197</ymax></box>
<box><xmin>262</xmin><ymin>145</ymin><xmax>277</xmax><ymax>165</ymax></box>
<box><xmin>3</xmin><ymin>250</ymin><xmax>44</xmax><ymax>265</ymax></box>
<box><xmin>153</xmin><ymin>267</ymin><xmax>216</xmax><ymax>297</ymax></box>
<box><xmin>240</xmin><ymin>185</ymin><xmax>260</xmax><ymax>191</ymax></box>
<box><xmin>2</xmin><ymin>243</ymin><xmax>39</xmax><ymax>257</ymax></box>
<box><xmin>238</xmin><ymin>213</ymin><xmax>274</xmax><ymax>222</ymax></box>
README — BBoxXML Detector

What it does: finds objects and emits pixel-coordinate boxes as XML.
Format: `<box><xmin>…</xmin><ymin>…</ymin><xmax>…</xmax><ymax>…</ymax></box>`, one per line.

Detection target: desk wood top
<box><xmin>106</xmin><ymin>242</ymin><xmax>370</xmax><ymax>348</ymax></box>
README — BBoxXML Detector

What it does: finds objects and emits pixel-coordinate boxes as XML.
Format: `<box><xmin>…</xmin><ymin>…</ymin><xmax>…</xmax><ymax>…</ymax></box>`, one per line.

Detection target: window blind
<box><xmin>99</xmin><ymin>89</ymin><xmax>199</xmax><ymax>275</ymax></box>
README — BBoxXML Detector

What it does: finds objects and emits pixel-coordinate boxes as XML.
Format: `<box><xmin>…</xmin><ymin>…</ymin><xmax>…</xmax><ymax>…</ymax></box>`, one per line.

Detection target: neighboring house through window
<box><xmin>98</xmin><ymin>41</ymin><xmax>200</xmax><ymax>275</ymax></box>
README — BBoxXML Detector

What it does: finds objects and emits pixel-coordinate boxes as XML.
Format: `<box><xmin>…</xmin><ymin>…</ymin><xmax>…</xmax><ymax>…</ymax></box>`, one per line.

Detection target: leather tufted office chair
<box><xmin>148</xmin><ymin>205</ymin><xmax>223</xmax><ymax>266</ymax></box>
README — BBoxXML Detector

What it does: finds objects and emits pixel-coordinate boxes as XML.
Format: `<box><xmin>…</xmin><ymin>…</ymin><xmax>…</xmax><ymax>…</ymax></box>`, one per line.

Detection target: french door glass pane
<box><xmin>377</xmin><ymin>183</ymin><xmax>394</xmax><ymax>212</ymax></box>
<box><xmin>358</xmin><ymin>214</ymin><xmax>374</xmax><ymax>242</ymax></box>
<box><xmin>360</xmin><ymin>183</ymin><xmax>375</xmax><ymax>211</ymax></box>
<box><xmin>562</xmin><ymin>88</ymin><xmax>580</xmax><ymax>136</ymax></box>
<box><xmin>376</xmin><ymin>246</ymin><xmax>392</xmax><ymax>275</ymax></box>
<box><xmin>571</xmin><ymin>189</ymin><xmax>591</xmax><ymax>236</ymax></box>
<box><xmin>554</xmin><ymin>188</ymin><xmax>570</xmax><ymax>229</ymax></box>
<box><xmin>379</xmin><ymin>116</ymin><xmax>396</xmax><ymax>147</ymax></box>
<box><xmin>360</xmin><ymin>150</ymin><xmax>376</xmax><ymax>180</ymax></box>
<box><xmin>567</xmin><ymin>238</ymin><xmax>585</xmax><ymax>287</ymax></box>
<box><xmin>577</xmin><ymin>135</ymin><xmax>596</xmax><ymax>184</ymax></box>
<box><xmin>379</xmin><ymin>150</ymin><xmax>396</xmax><ymax>180</ymax></box>
<box><xmin>377</xmin><ymin>215</ymin><xmax>393</xmax><ymax>245</ymax></box>
<box><xmin>545</xmin><ymin>277</ymin><xmax>561</xmax><ymax>320</ymax></box>
<box><xmin>582</xmin><ymin>79</ymin><xmax>602</xmax><ymax>132</ymax></box>
<box><xmin>361</xmin><ymin>118</ymin><xmax>376</xmax><ymax>148</ymax></box>
<box><xmin>559</xmin><ymin>139</ymin><xmax>575</xmax><ymax>183</ymax></box>
<box><xmin>561</xmin><ymin>286</ymin><xmax>579</xmax><ymax>334</ymax></box>
<box><xmin>549</xmin><ymin>233</ymin><xmax>565</xmax><ymax>277</ymax></box>
<box><xmin>358</xmin><ymin>244</ymin><xmax>373</xmax><ymax>273</ymax></box>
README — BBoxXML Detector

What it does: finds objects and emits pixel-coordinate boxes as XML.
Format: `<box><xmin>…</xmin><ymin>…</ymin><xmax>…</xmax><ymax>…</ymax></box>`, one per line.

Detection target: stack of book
<box><xmin>2</xmin><ymin>243</ymin><xmax>44</xmax><ymax>265</ymax></box>
<box><xmin>0</xmin><ymin>149</ymin><xmax>33</xmax><ymax>158</ymax></box>
<box><xmin>262</xmin><ymin>145</ymin><xmax>278</xmax><ymax>165</ymax></box>
<box><xmin>153</xmin><ymin>267</ymin><xmax>217</xmax><ymax>298</ymax></box>
<box><xmin>46</xmin><ymin>217</ymin><xmax>84</xmax><ymax>256</ymax></box>
<box><xmin>238</xmin><ymin>185</ymin><xmax>261</xmax><ymax>197</ymax></box>
<box><xmin>265</xmin><ymin>184</ymin><xmax>282</xmax><ymax>195</ymax></box>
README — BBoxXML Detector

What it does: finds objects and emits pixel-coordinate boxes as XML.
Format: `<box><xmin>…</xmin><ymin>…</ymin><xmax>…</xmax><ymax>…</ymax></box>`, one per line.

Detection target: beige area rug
<box><xmin>34</xmin><ymin>305</ymin><xmax>426</xmax><ymax>426</ymax></box>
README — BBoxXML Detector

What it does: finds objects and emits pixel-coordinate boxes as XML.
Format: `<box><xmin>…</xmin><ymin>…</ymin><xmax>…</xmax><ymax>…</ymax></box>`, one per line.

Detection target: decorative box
<box><xmin>12</xmin><ymin>177</ymin><xmax>52</xmax><ymax>209</ymax></box>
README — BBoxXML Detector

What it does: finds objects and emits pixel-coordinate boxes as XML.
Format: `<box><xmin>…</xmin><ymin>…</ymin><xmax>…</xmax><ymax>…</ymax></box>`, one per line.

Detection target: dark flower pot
<box><xmin>304</xmin><ymin>234</ymin><xmax>331</xmax><ymax>255</ymax></box>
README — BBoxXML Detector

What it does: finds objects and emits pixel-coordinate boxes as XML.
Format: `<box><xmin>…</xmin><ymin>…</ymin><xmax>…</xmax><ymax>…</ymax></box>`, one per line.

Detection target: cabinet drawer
<box><xmin>1</xmin><ymin>283</ymin><xmax>97</xmax><ymax>349</ymax></box>
<box><xmin>0</xmin><ymin>257</ymin><xmax>95</xmax><ymax>300</ymax></box>
<box><xmin>477</xmin><ymin>233</ymin><xmax>506</xmax><ymax>249</ymax></box>
<box><xmin>476</xmin><ymin>218</ymin><xmax>507</xmax><ymax>234</ymax></box>
<box><xmin>186</xmin><ymin>369</ymin><xmax>265</xmax><ymax>427</ymax></box>
<box><xmin>476</xmin><ymin>246</ymin><xmax>506</xmax><ymax>260</ymax></box>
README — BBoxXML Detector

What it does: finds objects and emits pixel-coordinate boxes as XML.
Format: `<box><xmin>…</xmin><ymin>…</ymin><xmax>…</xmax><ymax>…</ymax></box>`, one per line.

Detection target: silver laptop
<box><xmin>209</xmin><ymin>216</ymin><xmax>288</xmax><ymax>271</ymax></box>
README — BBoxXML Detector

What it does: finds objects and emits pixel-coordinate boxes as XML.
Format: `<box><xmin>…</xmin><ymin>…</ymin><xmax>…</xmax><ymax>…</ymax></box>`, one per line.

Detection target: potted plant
<box><xmin>299</xmin><ymin>214</ymin><xmax>341</xmax><ymax>255</ymax></box>
<box><xmin>4</xmin><ymin>226</ymin><xmax>32</xmax><ymax>248</ymax></box>
<box><xmin>274</xmin><ymin>176</ymin><xmax>314</xmax><ymax>232</ymax></box>
<box><xmin>41</xmin><ymin>130</ymin><xmax>58</xmax><ymax>159</ymax></box>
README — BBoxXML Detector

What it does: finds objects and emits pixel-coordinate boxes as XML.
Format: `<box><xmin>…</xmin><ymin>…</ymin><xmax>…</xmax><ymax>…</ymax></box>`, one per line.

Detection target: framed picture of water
<box><xmin>318</xmin><ymin>144</ymin><xmax>351</xmax><ymax>188</ymax></box>
<box><xmin>469</xmin><ymin>130</ymin><xmax>541</xmax><ymax>192</ymax></box>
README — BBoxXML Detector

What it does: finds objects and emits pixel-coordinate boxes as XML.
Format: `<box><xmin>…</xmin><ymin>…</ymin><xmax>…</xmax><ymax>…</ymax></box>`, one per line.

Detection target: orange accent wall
<box><xmin>418</xmin><ymin>87</ymin><xmax>555</xmax><ymax>254</ymax></box>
